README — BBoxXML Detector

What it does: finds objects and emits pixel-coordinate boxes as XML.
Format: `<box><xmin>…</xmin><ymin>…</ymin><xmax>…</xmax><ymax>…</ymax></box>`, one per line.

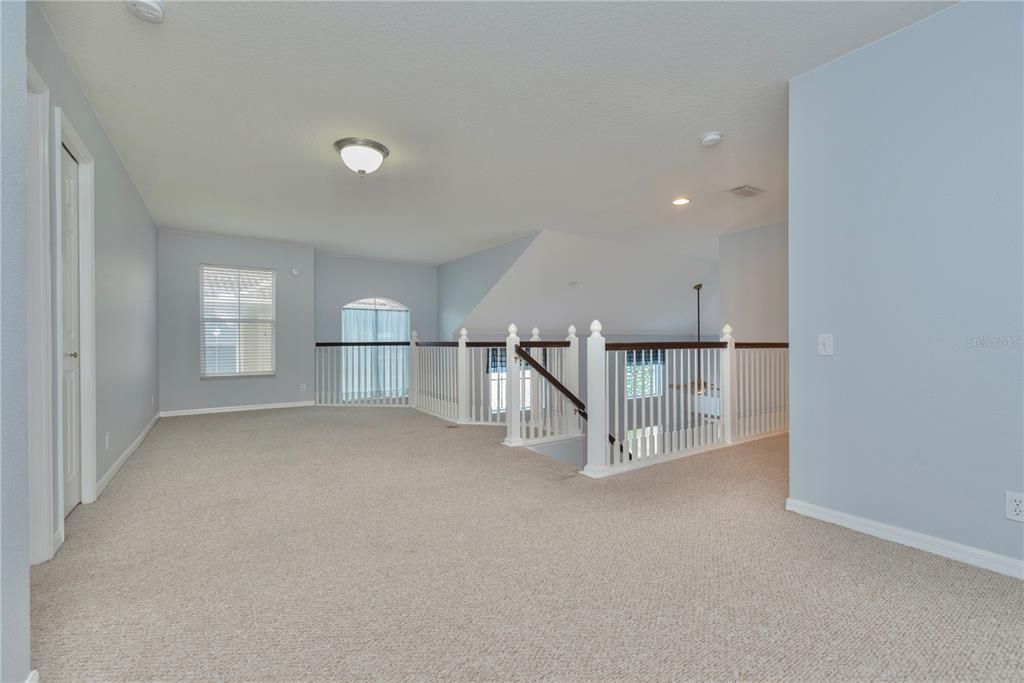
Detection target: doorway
<box><xmin>60</xmin><ymin>144</ymin><xmax>81</xmax><ymax>516</ymax></box>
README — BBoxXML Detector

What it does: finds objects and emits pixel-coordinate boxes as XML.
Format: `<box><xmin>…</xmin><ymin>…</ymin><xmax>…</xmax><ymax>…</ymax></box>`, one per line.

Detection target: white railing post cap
<box><xmin>567</xmin><ymin>324</ymin><xmax>576</xmax><ymax>337</ymax></box>
<box><xmin>721</xmin><ymin>323</ymin><xmax>733</xmax><ymax>340</ymax></box>
<box><xmin>590</xmin><ymin>320</ymin><xmax>603</xmax><ymax>336</ymax></box>
<box><xmin>411</xmin><ymin>330</ymin><xmax>419</xmax><ymax>341</ymax></box>
<box><xmin>459</xmin><ymin>328</ymin><xmax>468</xmax><ymax>341</ymax></box>
<box><xmin>508</xmin><ymin>323</ymin><xmax>518</xmax><ymax>336</ymax></box>
<box><xmin>531</xmin><ymin>327</ymin><xmax>541</xmax><ymax>340</ymax></box>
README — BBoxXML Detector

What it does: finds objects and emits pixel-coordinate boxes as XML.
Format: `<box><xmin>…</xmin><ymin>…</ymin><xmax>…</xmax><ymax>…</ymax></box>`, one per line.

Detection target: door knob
<box><xmin>67</xmin><ymin>352</ymin><xmax>78</xmax><ymax>359</ymax></box>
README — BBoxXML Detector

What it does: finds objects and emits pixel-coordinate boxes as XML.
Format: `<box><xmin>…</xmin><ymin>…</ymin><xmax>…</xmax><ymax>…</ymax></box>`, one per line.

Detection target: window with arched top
<box><xmin>341</xmin><ymin>297</ymin><xmax>410</xmax><ymax>343</ymax></box>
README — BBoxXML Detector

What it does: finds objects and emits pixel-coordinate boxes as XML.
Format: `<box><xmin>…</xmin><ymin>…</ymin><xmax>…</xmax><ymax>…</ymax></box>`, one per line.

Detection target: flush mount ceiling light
<box><xmin>672</xmin><ymin>197</ymin><xmax>691</xmax><ymax>206</ymax></box>
<box><xmin>125</xmin><ymin>0</ymin><xmax>165</xmax><ymax>23</ymax></box>
<box><xmin>333</xmin><ymin>138</ymin><xmax>389</xmax><ymax>176</ymax></box>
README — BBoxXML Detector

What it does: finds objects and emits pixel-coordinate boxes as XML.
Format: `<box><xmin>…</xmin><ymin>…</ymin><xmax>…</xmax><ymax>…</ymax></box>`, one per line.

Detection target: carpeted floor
<box><xmin>31</xmin><ymin>407</ymin><xmax>1024</xmax><ymax>681</ymax></box>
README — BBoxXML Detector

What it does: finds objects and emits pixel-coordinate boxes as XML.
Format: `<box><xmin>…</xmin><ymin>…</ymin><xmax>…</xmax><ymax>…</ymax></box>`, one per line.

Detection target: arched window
<box><xmin>341</xmin><ymin>297</ymin><xmax>410</xmax><ymax>343</ymax></box>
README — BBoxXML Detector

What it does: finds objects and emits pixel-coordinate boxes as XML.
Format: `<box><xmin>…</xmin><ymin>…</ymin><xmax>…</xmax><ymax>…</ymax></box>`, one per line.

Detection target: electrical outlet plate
<box><xmin>817</xmin><ymin>333</ymin><xmax>834</xmax><ymax>356</ymax></box>
<box><xmin>1006</xmin><ymin>491</ymin><xmax>1024</xmax><ymax>522</ymax></box>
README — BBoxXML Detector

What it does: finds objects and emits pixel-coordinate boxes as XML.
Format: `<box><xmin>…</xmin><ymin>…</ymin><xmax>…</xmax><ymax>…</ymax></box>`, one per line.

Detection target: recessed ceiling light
<box><xmin>672</xmin><ymin>197</ymin><xmax>691</xmax><ymax>206</ymax></box>
<box><xmin>333</xmin><ymin>138</ymin><xmax>389</xmax><ymax>176</ymax></box>
<box><xmin>701</xmin><ymin>131</ymin><xmax>723</xmax><ymax>147</ymax></box>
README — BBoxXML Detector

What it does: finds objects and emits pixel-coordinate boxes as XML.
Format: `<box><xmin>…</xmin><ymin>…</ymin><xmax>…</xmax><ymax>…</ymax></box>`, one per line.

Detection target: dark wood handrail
<box><xmin>416</xmin><ymin>341</ymin><xmax>458</xmax><ymax>347</ymax></box>
<box><xmin>316</xmin><ymin>341</ymin><xmax>410</xmax><ymax>347</ymax></box>
<box><xmin>519</xmin><ymin>340</ymin><xmax>571</xmax><ymax>348</ymax></box>
<box><xmin>514</xmin><ymin>345</ymin><xmax>632</xmax><ymax>460</ymax></box>
<box><xmin>465</xmin><ymin>341</ymin><xmax>506</xmax><ymax>348</ymax></box>
<box><xmin>514</xmin><ymin>345</ymin><xmax>586</xmax><ymax>416</ymax></box>
<box><xmin>605</xmin><ymin>341</ymin><xmax>727</xmax><ymax>351</ymax></box>
<box><xmin>735</xmin><ymin>342</ymin><xmax>789</xmax><ymax>349</ymax></box>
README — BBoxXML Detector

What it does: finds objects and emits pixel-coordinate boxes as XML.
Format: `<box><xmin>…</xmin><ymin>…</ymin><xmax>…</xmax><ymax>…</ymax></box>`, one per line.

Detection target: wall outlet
<box><xmin>817</xmin><ymin>333</ymin><xmax>834</xmax><ymax>356</ymax></box>
<box><xmin>104</xmin><ymin>432</ymin><xmax>110</xmax><ymax>451</ymax></box>
<box><xmin>299</xmin><ymin>383</ymin><xmax>307</xmax><ymax>393</ymax></box>
<box><xmin>1006</xmin><ymin>491</ymin><xmax>1024</xmax><ymax>522</ymax></box>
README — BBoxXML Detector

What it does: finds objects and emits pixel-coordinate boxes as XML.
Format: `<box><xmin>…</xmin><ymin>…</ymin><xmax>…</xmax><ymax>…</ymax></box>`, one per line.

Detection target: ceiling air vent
<box><xmin>730</xmin><ymin>184</ymin><xmax>765</xmax><ymax>198</ymax></box>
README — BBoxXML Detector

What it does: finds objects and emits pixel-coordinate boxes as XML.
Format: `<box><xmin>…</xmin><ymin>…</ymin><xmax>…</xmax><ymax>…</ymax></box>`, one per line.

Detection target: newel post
<box><xmin>409</xmin><ymin>330</ymin><xmax>419</xmax><ymax>408</ymax></box>
<box><xmin>584</xmin><ymin>320</ymin><xmax>608</xmax><ymax>476</ymax></box>
<box><xmin>720</xmin><ymin>324</ymin><xmax>736</xmax><ymax>444</ymax></box>
<box><xmin>565</xmin><ymin>325</ymin><xmax>580</xmax><ymax>434</ymax></box>
<box><xmin>503</xmin><ymin>324</ymin><xmax>523</xmax><ymax>446</ymax></box>
<box><xmin>457</xmin><ymin>328</ymin><xmax>470</xmax><ymax>423</ymax></box>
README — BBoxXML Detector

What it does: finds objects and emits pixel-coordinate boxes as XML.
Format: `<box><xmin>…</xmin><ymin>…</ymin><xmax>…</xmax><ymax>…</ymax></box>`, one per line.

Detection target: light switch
<box><xmin>817</xmin><ymin>333</ymin><xmax>834</xmax><ymax>356</ymax></box>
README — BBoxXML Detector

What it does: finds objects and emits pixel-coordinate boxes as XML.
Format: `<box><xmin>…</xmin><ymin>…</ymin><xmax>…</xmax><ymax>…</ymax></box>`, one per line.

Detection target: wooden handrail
<box><xmin>735</xmin><ymin>342</ymin><xmax>789</xmax><ymax>349</ymax></box>
<box><xmin>605</xmin><ymin>341</ymin><xmax>727</xmax><ymax>351</ymax></box>
<box><xmin>512</xmin><ymin>345</ymin><xmax>633</xmax><ymax>461</ymax></box>
<box><xmin>465</xmin><ymin>341</ymin><xmax>506</xmax><ymax>348</ymax></box>
<box><xmin>416</xmin><ymin>341</ymin><xmax>459</xmax><ymax>347</ymax></box>
<box><xmin>315</xmin><ymin>341</ymin><xmax>410</xmax><ymax>347</ymax></box>
<box><xmin>514</xmin><ymin>345</ymin><xmax>585</xmax><ymax>416</ymax></box>
<box><xmin>519</xmin><ymin>340</ymin><xmax>571</xmax><ymax>348</ymax></box>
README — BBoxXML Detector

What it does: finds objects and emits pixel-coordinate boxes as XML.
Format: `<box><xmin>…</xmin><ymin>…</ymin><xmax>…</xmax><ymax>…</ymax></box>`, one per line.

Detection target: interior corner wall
<box><xmin>436</xmin><ymin>234</ymin><xmax>536</xmax><ymax>339</ymax></box>
<box><xmin>158</xmin><ymin>230</ymin><xmax>314</xmax><ymax>412</ymax></box>
<box><xmin>789</xmin><ymin>1</ymin><xmax>1023</xmax><ymax>560</ymax></box>
<box><xmin>315</xmin><ymin>252</ymin><xmax>438</xmax><ymax>341</ymax></box>
<box><xmin>27</xmin><ymin>6</ymin><xmax>159</xmax><ymax>490</ymax></box>
<box><xmin>1</xmin><ymin>2</ymin><xmax>31</xmax><ymax>680</ymax></box>
<box><xmin>719</xmin><ymin>223</ymin><xmax>788</xmax><ymax>341</ymax></box>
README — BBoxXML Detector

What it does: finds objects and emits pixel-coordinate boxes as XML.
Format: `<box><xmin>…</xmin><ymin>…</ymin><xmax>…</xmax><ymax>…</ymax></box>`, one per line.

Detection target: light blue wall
<box><xmin>1</xmin><ymin>3</ymin><xmax>31</xmax><ymax>680</ymax></box>
<box><xmin>719</xmin><ymin>223</ymin><xmax>788</xmax><ymax>342</ymax></box>
<box><xmin>436</xmin><ymin>234</ymin><xmax>536</xmax><ymax>339</ymax></box>
<box><xmin>315</xmin><ymin>252</ymin><xmax>437</xmax><ymax>342</ymax></box>
<box><xmin>158</xmin><ymin>230</ymin><xmax>314</xmax><ymax>412</ymax></box>
<box><xmin>789</xmin><ymin>2</ymin><xmax>1023</xmax><ymax>559</ymax></box>
<box><xmin>27</xmin><ymin>4</ymin><xmax>159</xmax><ymax>482</ymax></box>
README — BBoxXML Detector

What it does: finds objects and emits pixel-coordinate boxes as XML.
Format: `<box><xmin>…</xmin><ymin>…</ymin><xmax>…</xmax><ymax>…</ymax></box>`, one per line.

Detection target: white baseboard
<box><xmin>95</xmin><ymin>413</ymin><xmax>159</xmax><ymax>498</ymax></box>
<box><xmin>786</xmin><ymin>498</ymin><xmax>1024</xmax><ymax>580</ymax></box>
<box><xmin>159</xmin><ymin>400</ymin><xmax>315</xmax><ymax>417</ymax></box>
<box><xmin>25</xmin><ymin>669</ymin><xmax>39</xmax><ymax>683</ymax></box>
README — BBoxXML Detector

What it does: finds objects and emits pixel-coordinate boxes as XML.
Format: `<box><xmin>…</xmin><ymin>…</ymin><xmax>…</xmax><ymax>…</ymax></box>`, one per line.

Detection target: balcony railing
<box><xmin>314</xmin><ymin>321</ymin><xmax>788</xmax><ymax>477</ymax></box>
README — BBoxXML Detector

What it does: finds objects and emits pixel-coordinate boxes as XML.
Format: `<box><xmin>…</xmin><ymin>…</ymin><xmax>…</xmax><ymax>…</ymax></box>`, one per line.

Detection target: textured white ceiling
<box><xmin>41</xmin><ymin>1</ymin><xmax>949</xmax><ymax>264</ymax></box>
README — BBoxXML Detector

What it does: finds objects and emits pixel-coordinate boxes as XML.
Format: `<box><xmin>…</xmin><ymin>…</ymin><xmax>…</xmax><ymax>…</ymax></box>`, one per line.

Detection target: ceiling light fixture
<box><xmin>701</xmin><ymin>131</ymin><xmax>723</xmax><ymax>147</ymax></box>
<box><xmin>672</xmin><ymin>197</ymin><xmax>691</xmax><ymax>206</ymax></box>
<box><xmin>334</xmin><ymin>138</ymin><xmax>389</xmax><ymax>177</ymax></box>
<box><xmin>125</xmin><ymin>0</ymin><xmax>165</xmax><ymax>23</ymax></box>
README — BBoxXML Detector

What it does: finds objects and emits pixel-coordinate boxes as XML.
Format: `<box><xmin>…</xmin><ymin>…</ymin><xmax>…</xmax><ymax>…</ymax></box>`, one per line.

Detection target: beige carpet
<box><xmin>31</xmin><ymin>407</ymin><xmax>1024</xmax><ymax>681</ymax></box>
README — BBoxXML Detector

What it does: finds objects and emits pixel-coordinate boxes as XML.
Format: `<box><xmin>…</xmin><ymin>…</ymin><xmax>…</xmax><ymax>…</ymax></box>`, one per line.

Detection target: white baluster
<box><xmin>503</xmin><ymin>324</ymin><xmax>522</xmax><ymax>446</ymax></box>
<box><xmin>409</xmin><ymin>332</ymin><xmax>418</xmax><ymax>408</ymax></box>
<box><xmin>720</xmin><ymin>325</ymin><xmax>735</xmax><ymax>444</ymax></box>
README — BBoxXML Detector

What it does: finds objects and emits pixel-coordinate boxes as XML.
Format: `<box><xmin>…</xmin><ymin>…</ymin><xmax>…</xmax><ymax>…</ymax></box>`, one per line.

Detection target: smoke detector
<box><xmin>126</xmin><ymin>0</ymin><xmax>164</xmax><ymax>23</ymax></box>
<box><xmin>730</xmin><ymin>184</ymin><xmax>765</xmax><ymax>197</ymax></box>
<box><xmin>701</xmin><ymin>131</ymin><xmax>723</xmax><ymax>147</ymax></box>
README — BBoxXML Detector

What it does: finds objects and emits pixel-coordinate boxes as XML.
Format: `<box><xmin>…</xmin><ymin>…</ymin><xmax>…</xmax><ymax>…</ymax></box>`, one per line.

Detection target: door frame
<box><xmin>27</xmin><ymin>63</ymin><xmax>55</xmax><ymax>564</ymax></box>
<box><xmin>55</xmin><ymin>107</ymin><xmax>97</xmax><ymax>513</ymax></box>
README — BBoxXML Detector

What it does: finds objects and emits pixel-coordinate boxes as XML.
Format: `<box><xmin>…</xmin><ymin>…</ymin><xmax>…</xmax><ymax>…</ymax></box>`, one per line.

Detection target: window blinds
<box><xmin>200</xmin><ymin>265</ymin><xmax>275</xmax><ymax>377</ymax></box>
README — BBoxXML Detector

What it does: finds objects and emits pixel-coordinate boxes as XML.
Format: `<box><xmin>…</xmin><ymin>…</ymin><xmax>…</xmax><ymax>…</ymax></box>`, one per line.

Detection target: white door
<box><xmin>61</xmin><ymin>144</ymin><xmax>81</xmax><ymax>517</ymax></box>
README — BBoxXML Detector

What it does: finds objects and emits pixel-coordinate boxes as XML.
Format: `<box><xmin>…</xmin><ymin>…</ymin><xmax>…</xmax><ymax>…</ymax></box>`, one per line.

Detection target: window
<box><xmin>200</xmin><ymin>265</ymin><xmax>275</xmax><ymax>377</ymax></box>
<box><xmin>625</xmin><ymin>349</ymin><xmax>664</xmax><ymax>399</ymax></box>
<box><xmin>341</xmin><ymin>297</ymin><xmax>410</xmax><ymax>342</ymax></box>
<box><xmin>341</xmin><ymin>298</ymin><xmax>410</xmax><ymax>399</ymax></box>
<box><xmin>486</xmin><ymin>348</ymin><xmax>538</xmax><ymax>413</ymax></box>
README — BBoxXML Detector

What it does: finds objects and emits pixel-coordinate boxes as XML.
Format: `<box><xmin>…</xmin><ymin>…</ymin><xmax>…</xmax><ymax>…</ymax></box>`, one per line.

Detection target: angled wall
<box><xmin>789</xmin><ymin>1</ymin><xmax>1023</xmax><ymax>566</ymax></box>
<box><xmin>460</xmin><ymin>230</ymin><xmax>721</xmax><ymax>339</ymax></box>
<box><xmin>437</xmin><ymin>234</ymin><xmax>536</xmax><ymax>339</ymax></box>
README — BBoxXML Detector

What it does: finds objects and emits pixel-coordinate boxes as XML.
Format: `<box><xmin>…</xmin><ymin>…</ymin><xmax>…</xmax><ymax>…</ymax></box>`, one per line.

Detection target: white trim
<box><xmin>25</xmin><ymin>670</ymin><xmax>40</xmax><ymax>683</ymax></box>
<box><xmin>54</xmin><ymin>108</ymin><xmax>98</xmax><ymax>510</ymax></box>
<box><xmin>729</xmin><ymin>428</ymin><xmax>789</xmax><ymax>446</ymax></box>
<box><xmin>581</xmin><ymin>439</ymin><xmax>733</xmax><ymax>479</ymax></box>
<box><xmin>159</xmin><ymin>401</ymin><xmax>314</xmax><ymax>417</ymax></box>
<box><xmin>95</xmin><ymin>414</ymin><xmax>159</xmax><ymax>497</ymax></box>
<box><xmin>785</xmin><ymin>498</ymin><xmax>1024</xmax><ymax>580</ymax></box>
<box><xmin>27</xmin><ymin>62</ymin><xmax>55</xmax><ymax>565</ymax></box>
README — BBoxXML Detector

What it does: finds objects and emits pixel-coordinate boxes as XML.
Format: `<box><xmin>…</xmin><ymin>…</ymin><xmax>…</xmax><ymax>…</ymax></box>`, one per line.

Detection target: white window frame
<box><xmin>199</xmin><ymin>264</ymin><xmax>276</xmax><ymax>378</ymax></box>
